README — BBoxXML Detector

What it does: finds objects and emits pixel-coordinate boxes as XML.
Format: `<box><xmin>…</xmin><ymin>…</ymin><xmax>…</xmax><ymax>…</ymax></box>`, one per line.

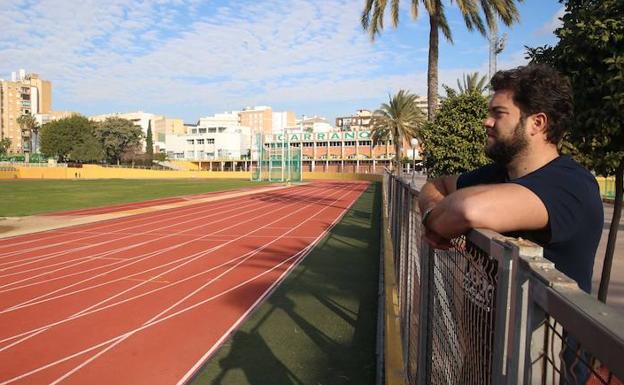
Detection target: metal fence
<box><xmin>381</xmin><ymin>172</ymin><xmax>624</xmax><ymax>385</ymax></box>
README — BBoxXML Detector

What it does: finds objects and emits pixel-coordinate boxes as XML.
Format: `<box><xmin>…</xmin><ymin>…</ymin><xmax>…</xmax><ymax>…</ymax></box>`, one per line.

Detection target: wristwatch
<box><xmin>421</xmin><ymin>207</ymin><xmax>435</xmax><ymax>226</ymax></box>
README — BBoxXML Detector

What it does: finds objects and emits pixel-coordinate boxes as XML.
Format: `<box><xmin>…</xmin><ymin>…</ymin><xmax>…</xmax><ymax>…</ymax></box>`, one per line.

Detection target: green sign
<box><xmin>267</xmin><ymin>131</ymin><xmax>371</xmax><ymax>143</ymax></box>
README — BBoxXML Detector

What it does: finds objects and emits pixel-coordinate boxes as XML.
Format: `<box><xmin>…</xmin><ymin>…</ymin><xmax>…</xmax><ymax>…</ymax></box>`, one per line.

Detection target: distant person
<box><xmin>418</xmin><ymin>64</ymin><xmax>603</xmax><ymax>384</ymax></box>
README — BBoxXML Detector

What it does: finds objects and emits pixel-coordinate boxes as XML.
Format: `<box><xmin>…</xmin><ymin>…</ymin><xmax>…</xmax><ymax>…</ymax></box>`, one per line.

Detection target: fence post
<box><xmin>498</xmin><ymin>238</ymin><xmax>544</xmax><ymax>385</ymax></box>
<box><xmin>416</xmin><ymin>241</ymin><xmax>434</xmax><ymax>385</ymax></box>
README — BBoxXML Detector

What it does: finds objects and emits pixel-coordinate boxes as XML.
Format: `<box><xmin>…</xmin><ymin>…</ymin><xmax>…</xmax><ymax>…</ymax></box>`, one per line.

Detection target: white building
<box><xmin>165</xmin><ymin>112</ymin><xmax>251</xmax><ymax>160</ymax></box>
<box><xmin>197</xmin><ymin>111</ymin><xmax>240</xmax><ymax>129</ymax></box>
<box><xmin>91</xmin><ymin>111</ymin><xmax>156</xmax><ymax>133</ymax></box>
<box><xmin>296</xmin><ymin>115</ymin><xmax>333</xmax><ymax>133</ymax></box>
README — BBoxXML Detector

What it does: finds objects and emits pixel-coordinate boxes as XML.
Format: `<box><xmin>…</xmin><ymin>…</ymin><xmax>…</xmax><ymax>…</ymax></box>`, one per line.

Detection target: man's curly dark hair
<box><xmin>490</xmin><ymin>64</ymin><xmax>573</xmax><ymax>144</ymax></box>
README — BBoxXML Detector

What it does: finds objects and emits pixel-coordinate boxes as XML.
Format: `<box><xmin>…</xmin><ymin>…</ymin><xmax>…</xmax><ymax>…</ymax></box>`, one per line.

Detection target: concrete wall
<box><xmin>0</xmin><ymin>165</ymin><xmax>250</xmax><ymax>180</ymax></box>
<box><xmin>0</xmin><ymin>165</ymin><xmax>383</xmax><ymax>182</ymax></box>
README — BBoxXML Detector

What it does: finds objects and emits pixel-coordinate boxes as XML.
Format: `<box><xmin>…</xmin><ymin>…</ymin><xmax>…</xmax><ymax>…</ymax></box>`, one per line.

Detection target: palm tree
<box><xmin>457</xmin><ymin>72</ymin><xmax>489</xmax><ymax>94</ymax></box>
<box><xmin>370</xmin><ymin>90</ymin><xmax>425</xmax><ymax>175</ymax></box>
<box><xmin>362</xmin><ymin>0</ymin><xmax>520</xmax><ymax>121</ymax></box>
<box><xmin>16</xmin><ymin>113</ymin><xmax>39</xmax><ymax>154</ymax></box>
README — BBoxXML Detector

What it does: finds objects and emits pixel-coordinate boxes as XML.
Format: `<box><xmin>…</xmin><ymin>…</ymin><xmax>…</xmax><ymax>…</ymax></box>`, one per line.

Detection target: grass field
<box><xmin>190</xmin><ymin>182</ymin><xmax>380</xmax><ymax>385</ymax></box>
<box><xmin>0</xmin><ymin>179</ymin><xmax>269</xmax><ymax>217</ymax></box>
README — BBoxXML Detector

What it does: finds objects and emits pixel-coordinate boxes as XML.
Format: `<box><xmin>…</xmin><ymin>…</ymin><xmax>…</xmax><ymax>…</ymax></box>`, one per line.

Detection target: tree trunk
<box><xmin>427</xmin><ymin>13</ymin><xmax>439</xmax><ymax>122</ymax></box>
<box><xmin>395</xmin><ymin>142</ymin><xmax>402</xmax><ymax>176</ymax></box>
<box><xmin>598</xmin><ymin>160</ymin><xmax>624</xmax><ymax>303</ymax></box>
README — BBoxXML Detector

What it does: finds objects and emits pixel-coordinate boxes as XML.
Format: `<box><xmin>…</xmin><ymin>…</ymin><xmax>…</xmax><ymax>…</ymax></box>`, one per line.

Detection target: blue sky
<box><xmin>0</xmin><ymin>0</ymin><xmax>564</xmax><ymax>124</ymax></box>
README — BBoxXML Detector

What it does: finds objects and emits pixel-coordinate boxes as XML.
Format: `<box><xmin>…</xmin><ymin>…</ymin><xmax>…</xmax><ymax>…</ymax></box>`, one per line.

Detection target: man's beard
<box><xmin>485</xmin><ymin>118</ymin><xmax>529</xmax><ymax>165</ymax></box>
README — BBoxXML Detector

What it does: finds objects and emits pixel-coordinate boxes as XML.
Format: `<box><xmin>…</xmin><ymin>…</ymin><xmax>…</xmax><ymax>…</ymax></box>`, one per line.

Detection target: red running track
<box><xmin>0</xmin><ymin>181</ymin><xmax>369</xmax><ymax>385</ymax></box>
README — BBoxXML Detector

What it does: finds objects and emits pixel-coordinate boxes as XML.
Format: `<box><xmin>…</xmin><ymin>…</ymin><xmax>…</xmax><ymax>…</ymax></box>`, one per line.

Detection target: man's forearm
<box><xmin>424</xmin><ymin>185</ymin><xmax>495</xmax><ymax>239</ymax></box>
<box><xmin>418</xmin><ymin>179</ymin><xmax>449</xmax><ymax>213</ymax></box>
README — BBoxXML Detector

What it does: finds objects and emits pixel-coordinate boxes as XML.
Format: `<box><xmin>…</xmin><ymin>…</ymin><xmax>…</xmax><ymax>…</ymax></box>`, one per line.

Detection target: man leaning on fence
<box><xmin>418</xmin><ymin>64</ymin><xmax>604</xmax><ymax>384</ymax></box>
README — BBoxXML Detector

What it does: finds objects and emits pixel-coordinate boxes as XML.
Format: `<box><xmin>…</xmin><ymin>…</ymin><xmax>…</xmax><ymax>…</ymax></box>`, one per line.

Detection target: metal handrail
<box><xmin>382</xmin><ymin>171</ymin><xmax>624</xmax><ymax>385</ymax></box>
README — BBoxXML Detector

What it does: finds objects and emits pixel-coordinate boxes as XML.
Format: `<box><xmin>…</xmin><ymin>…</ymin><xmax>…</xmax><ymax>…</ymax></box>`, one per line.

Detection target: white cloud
<box><xmin>535</xmin><ymin>6</ymin><xmax>565</xmax><ymax>37</ymax></box>
<box><xmin>0</xmin><ymin>0</ymin><xmax>506</xmax><ymax>120</ymax></box>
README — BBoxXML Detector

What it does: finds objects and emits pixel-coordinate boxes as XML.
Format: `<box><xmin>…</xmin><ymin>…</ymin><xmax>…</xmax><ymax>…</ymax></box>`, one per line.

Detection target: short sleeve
<box><xmin>457</xmin><ymin>163</ymin><xmax>506</xmax><ymax>190</ymax></box>
<box><xmin>510</xmin><ymin>172</ymin><xmax>585</xmax><ymax>244</ymax></box>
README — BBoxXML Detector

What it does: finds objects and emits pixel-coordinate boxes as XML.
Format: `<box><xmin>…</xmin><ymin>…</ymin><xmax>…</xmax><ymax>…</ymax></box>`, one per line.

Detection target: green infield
<box><xmin>190</xmin><ymin>182</ymin><xmax>380</xmax><ymax>385</ymax></box>
<box><xmin>0</xmin><ymin>179</ymin><xmax>269</xmax><ymax>217</ymax></box>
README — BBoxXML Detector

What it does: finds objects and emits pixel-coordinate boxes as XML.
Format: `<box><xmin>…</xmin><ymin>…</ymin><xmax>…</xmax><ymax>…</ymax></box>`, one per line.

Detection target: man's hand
<box><xmin>423</xmin><ymin>227</ymin><xmax>453</xmax><ymax>250</ymax></box>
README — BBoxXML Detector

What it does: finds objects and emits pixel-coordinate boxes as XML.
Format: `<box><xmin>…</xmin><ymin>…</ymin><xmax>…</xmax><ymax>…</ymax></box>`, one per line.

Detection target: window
<box><xmin>186</xmin><ymin>151</ymin><xmax>194</xmax><ymax>159</ymax></box>
<box><xmin>344</xmin><ymin>141</ymin><xmax>356</xmax><ymax>146</ymax></box>
<box><xmin>187</xmin><ymin>139</ymin><xmax>194</xmax><ymax>145</ymax></box>
<box><xmin>316</xmin><ymin>142</ymin><xmax>327</xmax><ymax>147</ymax></box>
<box><xmin>191</xmin><ymin>129</ymin><xmax>197</xmax><ymax>134</ymax></box>
<box><xmin>330</xmin><ymin>141</ymin><xmax>341</xmax><ymax>147</ymax></box>
<box><xmin>198</xmin><ymin>128</ymin><xmax>206</xmax><ymax>133</ymax></box>
<box><xmin>207</xmin><ymin>138</ymin><xmax>215</xmax><ymax>144</ymax></box>
<box><xmin>208</xmin><ymin>127</ymin><xmax>216</xmax><ymax>133</ymax></box>
<box><xmin>196</xmin><ymin>139</ymin><xmax>204</xmax><ymax>144</ymax></box>
<box><xmin>302</xmin><ymin>142</ymin><xmax>314</xmax><ymax>147</ymax></box>
<box><xmin>358</xmin><ymin>140</ymin><xmax>372</xmax><ymax>146</ymax></box>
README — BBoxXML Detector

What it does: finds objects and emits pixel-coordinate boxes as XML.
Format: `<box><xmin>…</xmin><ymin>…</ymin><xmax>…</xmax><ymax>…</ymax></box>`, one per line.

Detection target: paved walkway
<box><xmin>592</xmin><ymin>202</ymin><xmax>624</xmax><ymax>312</ymax></box>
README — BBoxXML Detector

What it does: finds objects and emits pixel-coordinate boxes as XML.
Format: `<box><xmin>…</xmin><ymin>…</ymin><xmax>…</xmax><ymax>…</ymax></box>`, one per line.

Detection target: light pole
<box><xmin>410</xmin><ymin>137</ymin><xmax>418</xmax><ymax>183</ymax></box>
<box><xmin>488</xmin><ymin>23</ymin><xmax>507</xmax><ymax>86</ymax></box>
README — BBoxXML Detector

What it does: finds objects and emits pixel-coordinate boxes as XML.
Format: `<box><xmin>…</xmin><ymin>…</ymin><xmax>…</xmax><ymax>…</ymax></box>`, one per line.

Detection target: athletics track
<box><xmin>0</xmin><ymin>181</ymin><xmax>369</xmax><ymax>385</ymax></box>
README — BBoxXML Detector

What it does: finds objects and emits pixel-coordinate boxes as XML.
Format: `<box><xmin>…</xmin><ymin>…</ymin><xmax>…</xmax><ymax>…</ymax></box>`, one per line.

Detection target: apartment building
<box><xmin>335</xmin><ymin>109</ymin><xmax>372</xmax><ymax>131</ymax></box>
<box><xmin>239</xmin><ymin>106</ymin><xmax>296</xmax><ymax>136</ymax></box>
<box><xmin>239</xmin><ymin>106</ymin><xmax>272</xmax><ymax>136</ymax></box>
<box><xmin>0</xmin><ymin>69</ymin><xmax>52</xmax><ymax>152</ymax></box>
<box><xmin>271</xmin><ymin>111</ymin><xmax>296</xmax><ymax>134</ymax></box>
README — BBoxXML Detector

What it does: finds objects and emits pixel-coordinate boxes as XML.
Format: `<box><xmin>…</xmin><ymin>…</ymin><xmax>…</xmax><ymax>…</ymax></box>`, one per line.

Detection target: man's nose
<box><xmin>484</xmin><ymin>116</ymin><xmax>495</xmax><ymax>128</ymax></box>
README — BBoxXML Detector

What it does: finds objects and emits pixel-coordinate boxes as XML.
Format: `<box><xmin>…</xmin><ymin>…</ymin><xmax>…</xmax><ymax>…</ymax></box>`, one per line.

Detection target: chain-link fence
<box><xmin>380</xmin><ymin>172</ymin><xmax>624</xmax><ymax>385</ymax></box>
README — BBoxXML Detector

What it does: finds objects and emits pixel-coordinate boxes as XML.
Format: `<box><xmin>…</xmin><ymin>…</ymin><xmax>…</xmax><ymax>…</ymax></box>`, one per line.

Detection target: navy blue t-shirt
<box><xmin>457</xmin><ymin>156</ymin><xmax>603</xmax><ymax>293</ymax></box>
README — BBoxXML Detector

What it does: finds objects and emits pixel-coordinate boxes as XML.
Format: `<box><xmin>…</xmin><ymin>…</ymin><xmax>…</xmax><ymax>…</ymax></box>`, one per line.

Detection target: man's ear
<box><xmin>529</xmin><ymin>112</ymin><xmax>548</xmax><ymax>137</ymax></box>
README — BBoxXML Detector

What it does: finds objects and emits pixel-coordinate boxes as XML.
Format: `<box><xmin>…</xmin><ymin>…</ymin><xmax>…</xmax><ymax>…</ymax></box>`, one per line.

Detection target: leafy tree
<box><xmin>456</xmin><ymin>72</ymin><xmax>489</xmax><ymax>94</ymax></box>
<box><xmin>362</xmin><ymin>0</ymin><xmax>520</xmax><ymax>121</ymax></box>
<box><xmin>94</xmin><ymin>117</ymin><xmax>143</xmax><ymax>165</ymax></box>
<box><xmin>16</xmin><ymin>113</ymin><xmax>39</xmax><ymax>153</ymax></box>
<box><xmin>71</xmin><ymin>135</ymin><xmax>105</xmax><ymax>163</ymax></box>
<box><xmin>40</xmin><ymin>115</ymin><xmax>98</xmax><ymax>162</ymax></box>
<box><xmin>420</xmin><ymin>87</ymin><xmax>489</xmax><ymax>177</ymax></box>
<box><xmin>145</xmin><ymin>125</ymin><xmax>154</xmax><ymax>165</ymax></box>
<box><xmin>527</xmin><ymin>0</ymin><xmax>624</xmax><ymax>302</ymax></box>
<box><xmin>0</xmin><ymin>137</ymin><xmax>11</xmax><ymax>156</ymax></box>
<box><xmin>370</xmin><ymin>90</ymin><xmax>426</xmax><ymax>174</ymax></box>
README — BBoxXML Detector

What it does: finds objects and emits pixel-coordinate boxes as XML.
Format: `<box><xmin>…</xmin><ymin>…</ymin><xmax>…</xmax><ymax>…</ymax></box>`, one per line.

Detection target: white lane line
<box><xmin>0</xmin><ymin>193</ymin><xmax>272</xmax><ymax>268</ymax></box>
<box><xmin>0</xmin><ymin>184</ymin><xmax>346</xmax><ymax>343</ymax></box>
<box><xmin>0</xmin><ymin>191</ymin><xmax>257</xmax><ymax>252</ymax></box>
<box><xmin>177</xmin><ymin>183</ymin><xmax>366</xmax><ymax>385</ymax></box>
<box><xmin>0</xmin><ymin>186</ymin><xmax>272</xmax><ymax>251</ymax></box>
<box><xmin>34</xmin><ymin>184</ymin><xmax>363</xmax><ymax>385</ymax></box>
<box><xmin>0</xmin><ymin>185</ymin><xmax>329</xmax><ymax>306</ymax></box>
<box><xmin>0</xmin><ymin>185</ymin><xmax>323</xmax><ymax>289</ymax></box>
<box><xmin>0</xmin><ymin>184</ymin><xmax>360</xmax><ymax>384</ymax></box>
